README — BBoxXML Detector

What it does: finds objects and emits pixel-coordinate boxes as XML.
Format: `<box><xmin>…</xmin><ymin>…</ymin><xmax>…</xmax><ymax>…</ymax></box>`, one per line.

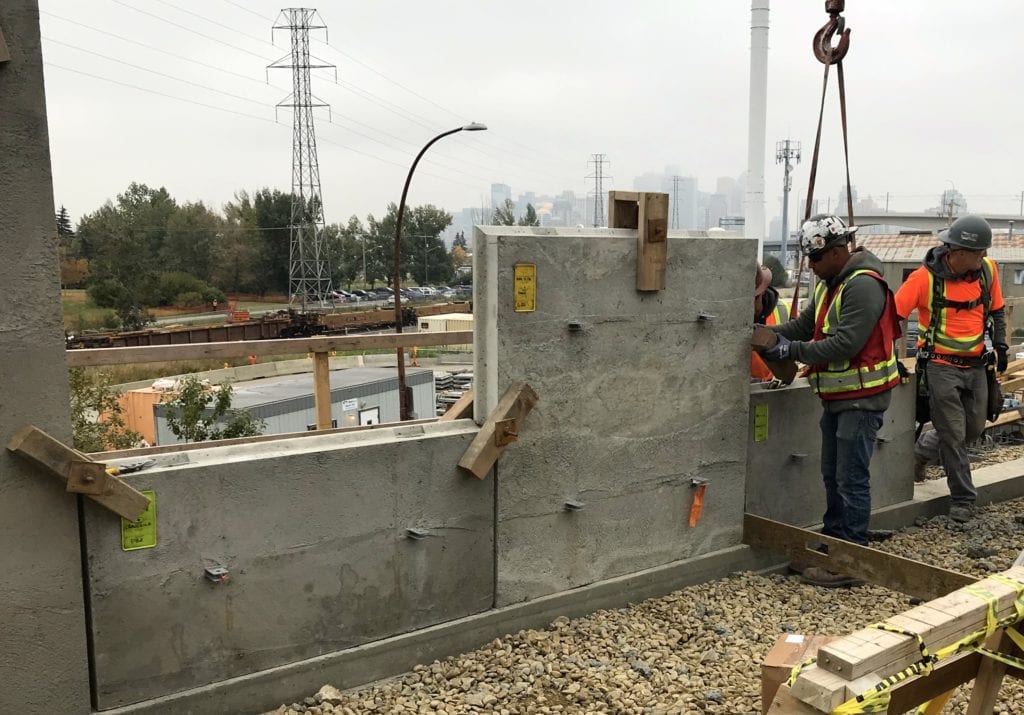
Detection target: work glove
<box><xmin>764</xmin><ymin>378</ymin><xmax>786</xmax><ymax>390</ymax></box>
<box><xmin>997</xmin><ymin>343</ymin><xmax>1009</xmax><ymax>374</ymax></box>
<box><xmin>762</xmin><ymin>333</ymin><xmax>792</xmax><ymax>362</ymax></box>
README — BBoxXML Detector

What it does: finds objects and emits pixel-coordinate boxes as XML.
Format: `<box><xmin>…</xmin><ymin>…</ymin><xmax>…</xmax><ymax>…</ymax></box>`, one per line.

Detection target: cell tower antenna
<box><xmin>775</xmin><ymin>139</ymin><xmax>801</xmax><ymax>269</ymax></box>
<box><xmin>586</xmin><ymin>154</ymin><xmax>610</xmax><ymax>227</ymax></box>
<box><xmin>268</xmin><ymin>8</ymin><xmax>335</xmax><ymax>308</ymax></box>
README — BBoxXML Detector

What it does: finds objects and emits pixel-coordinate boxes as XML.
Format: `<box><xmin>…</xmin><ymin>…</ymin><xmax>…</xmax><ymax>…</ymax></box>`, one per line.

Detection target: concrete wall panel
<box><xmin>745</xmin><ymin>379</ymin><xmax>916</xmax><ymax>525</ymax></box>
<box><xmin>473</xmin><ymin>227</ymin><xmax>755</xmax><ymax>605</ymax></box>
<box><xmin>83</xmin><ymin>423</ymin><xmax>492</xmax><ymax>708</ymax></box>
<box><xmin>0</xmin><ymin>3</ymin><xmax>92</xmax><ymax>713</ymax></box>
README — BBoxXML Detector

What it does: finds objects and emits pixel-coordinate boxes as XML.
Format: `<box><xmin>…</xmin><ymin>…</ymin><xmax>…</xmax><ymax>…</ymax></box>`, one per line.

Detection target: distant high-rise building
<box><xmin>491</xmin><ymin>183</ymin><xmax>512</xmax><ymax>209</ymax></box>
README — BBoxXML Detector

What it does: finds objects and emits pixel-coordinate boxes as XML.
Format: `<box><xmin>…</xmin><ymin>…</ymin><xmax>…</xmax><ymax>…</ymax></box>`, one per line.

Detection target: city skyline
<box><xmin>40</xmin><ymin>1</ymin><xmax>1024</xmax><ymax>234</ymax></box>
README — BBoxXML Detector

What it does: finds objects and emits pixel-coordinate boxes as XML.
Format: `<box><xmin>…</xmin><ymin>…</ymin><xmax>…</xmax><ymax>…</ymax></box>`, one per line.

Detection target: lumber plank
<box><xmin>966</xmin><ymin>630</ymin><xmax>1014</xmax><ymax>714</ymax></box>
<box><xmin>65</xmin><ymin>330</ymin><xmax>474</xmax><ymax>368</ymax></box>
<box><xmin>6</xmin><ymin>425</ymin><xmax>149</xmax><ymax>520</ymax></box>
<box><xmin>789</xmin><ymin>666</ymin><xmax>857</xmax><ymax>713</ymax></box>
<box><xmin>608</xmin><ymin>190</ymin><xmax>640</xmax><ymax>230</ymax></box>
<box><xmin>457</xmin><ymin>382</ymin><xmax>538</xmax><ymax>479</ymax></box>
<box><xmin>998</xmin><ymin>375</ymin><xmax>1024</xmax><ymax>394</ymax></box>
<box><xmin>636</xmin><ymin>192</ymin><xmax>668</xmax><ymax>291</ymax></box>
<box><xmin>438</xmin><ymin>390</ymin><xmax>474</xmax><ymax>421</ymax></box>
<box><xmin>312</xmin><ymin>351</ymin><xmax>332</xmax><ymax>430</ymax></box>
<box><xmin>817</xmin><ymin>569</ymin><xmax>1024</xmax><ymax>681</ymax></box>
<box><xmin>743</xmin><ymin>514</ymin><xmax>973</xmax><ymax>601</ymax></box>
<box><xmin>765</xmin><ymin>683</ymin><xmax>825</xmax><ymax>714</ymax></box>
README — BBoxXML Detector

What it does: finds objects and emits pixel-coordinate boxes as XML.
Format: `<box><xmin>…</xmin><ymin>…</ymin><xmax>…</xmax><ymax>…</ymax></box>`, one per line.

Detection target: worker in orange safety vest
<box><xmin>751</xmin><ymin>264</ymin><xmax>790</xmax><ymax>382</ymax></box>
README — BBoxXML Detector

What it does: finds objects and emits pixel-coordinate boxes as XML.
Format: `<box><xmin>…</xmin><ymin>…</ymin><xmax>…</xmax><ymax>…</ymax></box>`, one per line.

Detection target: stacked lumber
<box><xmin>771</xmin><ymin>566</ymin><xmax>1024</xmax><ymax>714</ymax></box>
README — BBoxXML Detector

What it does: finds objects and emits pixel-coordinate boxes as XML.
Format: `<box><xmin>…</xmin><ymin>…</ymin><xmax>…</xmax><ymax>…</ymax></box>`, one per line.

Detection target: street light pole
<box><xmin>393</xmin><ymin>122</ymin><xmax>487</xmax><ymax>420</ymax></box>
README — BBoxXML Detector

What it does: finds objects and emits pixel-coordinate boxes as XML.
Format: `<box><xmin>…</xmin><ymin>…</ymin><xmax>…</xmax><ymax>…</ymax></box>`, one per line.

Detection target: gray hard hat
<box><xmin>939</xmin><ymin>214</ymin><xmax>992</xmax><ymax>250</ymax></box>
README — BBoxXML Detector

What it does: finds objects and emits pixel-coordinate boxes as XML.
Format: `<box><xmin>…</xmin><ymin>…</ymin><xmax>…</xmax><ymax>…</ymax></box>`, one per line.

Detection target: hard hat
<box><xmin>938</xmin><ymin>214</ymin><xmax>992</xmax><ymax>250</ymax></box>
<box><xmin>799</xmin><ymin>214</ymin><xmax>857</xmax><ymax>257</ymax></box>
<box><xmin>755</xmin><ymin>265</ymin><xmax>772</xmax><ymax>296</ymax></box>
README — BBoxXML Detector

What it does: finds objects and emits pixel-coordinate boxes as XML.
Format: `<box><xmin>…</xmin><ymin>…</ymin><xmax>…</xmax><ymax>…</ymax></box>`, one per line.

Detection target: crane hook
<box><xmin>813</xmin><ymin>3</ymin><xmax>851</xmax><ymax>65</ymax></box>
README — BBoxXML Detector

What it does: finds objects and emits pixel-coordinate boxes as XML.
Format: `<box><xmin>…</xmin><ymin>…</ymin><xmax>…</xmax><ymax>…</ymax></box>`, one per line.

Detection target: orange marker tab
<box><xmin>689</xmin><ymin>478</ymin><xmax>708</xmax><ymax>527</ymax></box>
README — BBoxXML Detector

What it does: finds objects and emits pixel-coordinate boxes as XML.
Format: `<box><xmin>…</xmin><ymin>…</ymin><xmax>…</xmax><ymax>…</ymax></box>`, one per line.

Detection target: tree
<box><xmin>450</xmin><ymin>245</ymin><xmax>470</xmax><ymax>268</ymax></box>
<box><xmin>69</xmin><ymin>368</ymin><xmax>143</xmax><ymax>452</ymax></box>
<box><xmin>161</xmin><ymin>202</ymin><xmax>222</xmax><ymax>281</ymax></box>
<box><xmin>162</xmin><ymin>376</ymin><xmax>265</xmax><ymax>443</ymax></box>
<box><xmin>212</xmin><ymin>190</ymin><xmax>265</xmax><ymax>295</ymax></box>
<box><xmin>327</xmin><ymin>216</ymin><xmax>364</xmax><ymax>289</ymax></box>
<box><xmin>56</xmin><ymin>205</ymin><xmax>74</xmax><ymax>241</ymax></box>
<box><xmin>78</xmin><ymin>183</ymin><xmax>177</xmax><ymax>327</ymax></box>
<box><xmin>518</xmin><ymin>203</ymin><xmax>540</xmax><ymax>226</ymax></box>
<box><xmin>366</xmin><ymin>203</ymin><xmax>453</xmax><ymax>286</ymax></box>
<box><xmin>252</xmin><ymin>188</ymin><xmax>294</xmax><ymax>295</ymax></box>
<box><xmin>762</xmin><ymin>255</ymin><xmax>788</xmax><ymax>287</ymax></box>
<box><xmin>452</xmin><ymin>231</ymin><xmax>468</xmax><ymax>249</ymax></box>
<box><xmin>492</xmin><ymin>198</ymin><xmax>516</xmax><ymax>226</ymax></box>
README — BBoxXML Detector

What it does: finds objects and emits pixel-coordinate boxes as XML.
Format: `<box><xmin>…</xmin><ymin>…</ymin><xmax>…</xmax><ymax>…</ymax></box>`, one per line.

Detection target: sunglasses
<box><xmin>808</xmin><ymin>248</ymin><xmax>831</xmax><ymax>264</ymax></box>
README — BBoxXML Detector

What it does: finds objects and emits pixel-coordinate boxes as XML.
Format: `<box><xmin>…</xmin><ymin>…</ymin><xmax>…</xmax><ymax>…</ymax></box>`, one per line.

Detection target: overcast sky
<box><xmin>38</xmin><ymin>1</ymin><xmax>1024</xmax><ymax>228</ymax></box>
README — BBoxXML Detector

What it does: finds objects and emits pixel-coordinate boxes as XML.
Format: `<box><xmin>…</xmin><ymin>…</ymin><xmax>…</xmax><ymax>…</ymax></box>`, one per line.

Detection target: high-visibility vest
<box><xmin>751</xmin><ymin>302</ymin><xmax>790</xmax><ymax>381</ymax></box>
<box><xmin>807</xmin><ymin>269</ymin><xmax>901</xmax><ymax>400</ymax></box>
<box><xmin>920</xmin><ymin>258</ymin><xmax>994</xmax><ymax>357</ymax></box>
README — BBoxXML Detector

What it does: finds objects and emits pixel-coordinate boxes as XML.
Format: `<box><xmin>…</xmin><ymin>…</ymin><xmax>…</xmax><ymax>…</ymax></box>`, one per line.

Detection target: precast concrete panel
<box><xmin>473</xmin><ymin>227</ymin><xmax>755</xmax><ymax>605</ymax></box>
<box><xmin>0</xmin><ymin>2</ymin><xmax>93</xmax><ymax>712</ymax></box>
<box><xmin>82</xmin><ymin>423</ymin><xmax>492</xmax><ymax>708</ymax></box>
<box><xmin>745</xmin><ymin>379</ymin><xmax>916</xmax><ymax>525</ymax></box>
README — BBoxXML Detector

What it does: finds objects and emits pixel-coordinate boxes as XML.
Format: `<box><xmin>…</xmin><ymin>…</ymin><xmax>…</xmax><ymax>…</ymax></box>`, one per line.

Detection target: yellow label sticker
<box><xmin>753</xmin><ymin>403</ymin><xmax>769</xmax><ymax>442</ymax></box>
<box><xmin>121</xmin><ymin>490</ymin><xmax>157</xmax><ymax>551</ymax></box>
<box><xmin>513</xmin><ymin>263</ymin><xmax>536</xmax><ymax>313</ymax></box>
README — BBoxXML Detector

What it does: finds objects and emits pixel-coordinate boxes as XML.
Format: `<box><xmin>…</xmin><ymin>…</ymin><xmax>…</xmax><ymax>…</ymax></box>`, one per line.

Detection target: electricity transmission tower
<box><xmin>671</xmin><ymin>175</ymin><xmax>684</xmax><ymax>229</ymax></box>
<box><xmin>269</xmin><ymin>8</ymin><xmax>334</xmax><ymax>308</ymax></box>
<box><xmin>586</xmin><ymin>154</ymin><xmax>610</xmax><ymax>227</ymax></box>
<box><xmin>775</xmin><ymin>139</ymin><xmax>801</xmax><ymax>267</ymax></box>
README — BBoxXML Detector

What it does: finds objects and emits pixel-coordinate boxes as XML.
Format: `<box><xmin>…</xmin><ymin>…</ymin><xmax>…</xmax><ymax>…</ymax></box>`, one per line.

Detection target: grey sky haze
<box><xmin>38</xmin><ymin>1</ymin><xmax>1024</xmax><ymax>226</ymax></box>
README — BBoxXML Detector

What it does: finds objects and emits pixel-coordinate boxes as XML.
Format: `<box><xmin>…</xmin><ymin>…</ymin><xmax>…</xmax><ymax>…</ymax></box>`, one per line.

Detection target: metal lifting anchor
<box><xmin>813</xmin><ymin>0</ymin><xmax>851</xmax><ymax>65</ymax></box>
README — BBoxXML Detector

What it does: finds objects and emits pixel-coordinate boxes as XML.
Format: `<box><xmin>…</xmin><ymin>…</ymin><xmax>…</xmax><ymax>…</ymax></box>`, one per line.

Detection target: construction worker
<box><xmin>751</xmin><ymin>264</ymin><xmax>789</xmax><ymax>382</ymax></box>
<box><xmin>894</xmin><ymin>215</ymin><xmax>1007</xmax><ymax>523</ymax></box>
<box><xmin>760</xmin><ymin>214</ymin><xmax>901</xmax><ymax>588</ymax></box>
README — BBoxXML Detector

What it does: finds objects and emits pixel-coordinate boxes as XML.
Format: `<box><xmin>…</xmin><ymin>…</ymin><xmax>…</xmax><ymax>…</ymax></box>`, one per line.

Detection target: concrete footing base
<box><xmin>102</xmin><ymin>545</ymin><xmax>777</xmax><ymax>715</ymax></box>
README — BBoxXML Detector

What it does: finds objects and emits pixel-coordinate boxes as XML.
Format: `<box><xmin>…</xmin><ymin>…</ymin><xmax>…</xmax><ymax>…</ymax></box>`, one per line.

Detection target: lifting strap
<box><xmin>791</xmin><ymin>1</ymin><xmax>855</xmax><ymax>318</ymax></box>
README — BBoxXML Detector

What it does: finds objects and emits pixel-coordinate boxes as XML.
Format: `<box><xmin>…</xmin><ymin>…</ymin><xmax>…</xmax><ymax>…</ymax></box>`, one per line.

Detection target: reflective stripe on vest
<box><xmin>923</xmin><ymin>258</ymin><xmax>994</xmax><ymax>357</ymax></box>
<box><xmin>810</xmin><ymin>269</ymin><xmax>900</xmax><ymax>398</ymax></box>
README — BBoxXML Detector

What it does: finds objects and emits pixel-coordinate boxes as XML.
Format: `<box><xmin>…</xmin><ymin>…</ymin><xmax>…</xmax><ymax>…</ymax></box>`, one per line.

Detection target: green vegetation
<box><xmin>68</xmin><ymin>368</ymin><xmax>142</xmax><ymax>452</ymax></box>
<box><xmin>162</xmin><ymin>375</ymin><xmax>265</xmax><ymax>443</ymax></box>
<box><xmin>60</xmin><ymin>182</ymin><xmax>461</xmax><ymax>330</ymax></box>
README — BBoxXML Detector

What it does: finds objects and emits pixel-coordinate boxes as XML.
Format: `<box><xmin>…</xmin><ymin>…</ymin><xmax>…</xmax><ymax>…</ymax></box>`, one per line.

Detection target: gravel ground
<box><xmin>267</xmin><ymin>454</ymin><xmax>1024</xmax><ymax>715</ymax></box>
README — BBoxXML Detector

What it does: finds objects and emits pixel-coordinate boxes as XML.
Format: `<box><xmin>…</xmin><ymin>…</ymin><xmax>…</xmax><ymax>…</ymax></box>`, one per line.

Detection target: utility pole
<box><xmin>775</xmin><ymin>139</ymin><xmax>801</xmax><ymax>269</ymax></box>
<box><xmin>671</xmin><ymin>175</ymin><xmax>683</xmax><ymax>230</ymax></box>
<box><xmin>885</xmin><ymin>192</ymin><xmax>890</xmax><ymax>213</ymax></box>
<box><xmin>269</xmin><ymin>8</ymin><xmax>334</xmax><ymax>309</ymax></box>
<box><xmin>586</xmin><ymin>154</ymin><xmax>610</xmax><ymax>227</ymax></box>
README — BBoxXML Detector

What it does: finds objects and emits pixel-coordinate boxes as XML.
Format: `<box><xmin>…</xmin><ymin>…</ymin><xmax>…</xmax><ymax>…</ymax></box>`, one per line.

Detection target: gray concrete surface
<box><xmin>82</xmin><ymin>421</ymin><xmax>492</xmax><ymax>708</ymax></box>
<box><xmin>0</xmin><ymin>4</ymin><xmax>92</xmax><ymax>713</ymax></box>
<box><xmin>745</xmin><ymin>378</ymin><xmax>916</xmax><ymax>525</ymax></box>
<box><xmin>99</xmin><ymin>544</ymin><xmax>776</xmax><ymax>715</ymax></box>
<box><xmin>473</xmin><ymin>227</ymin><xmax>755</xmax><ymax>605</ymax></box>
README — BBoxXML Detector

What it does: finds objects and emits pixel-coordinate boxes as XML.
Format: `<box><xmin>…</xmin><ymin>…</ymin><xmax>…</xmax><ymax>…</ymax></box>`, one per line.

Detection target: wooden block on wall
<box><xmin>637</xmin><ymin>192</ymin><xmax>668</xmax><ymax>291</ymax></box>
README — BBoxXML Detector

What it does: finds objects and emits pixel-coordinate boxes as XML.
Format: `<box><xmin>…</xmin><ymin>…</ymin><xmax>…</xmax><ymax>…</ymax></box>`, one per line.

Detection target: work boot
<box><xmin>949</xmin><ymin>504</ymin><xmax>975</xmax><ymax>524</ymax></box>
<box><xmin>913</xmin><ymin>455</ymin><xmax>928</xmax><ymax>482</ymax></box>
<box><xmin>800</xmin><ymin>566</ymin><xmax>863</xmax><ymax>589</ymax></box>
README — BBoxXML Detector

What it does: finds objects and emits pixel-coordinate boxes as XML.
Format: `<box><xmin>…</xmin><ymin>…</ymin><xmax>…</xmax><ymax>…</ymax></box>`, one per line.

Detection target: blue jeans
<box><xmin>819</xmin><ymin>409</ymin><xmax>884</xmax><ymax>546</ymax></box>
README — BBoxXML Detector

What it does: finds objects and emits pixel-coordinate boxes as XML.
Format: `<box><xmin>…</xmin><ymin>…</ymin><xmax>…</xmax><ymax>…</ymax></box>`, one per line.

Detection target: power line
<box><xmin>109</xmin><ymin>0</ymin><xmax>270</xmax><ymax>62</ymax></box>
<box><xmin>42</xmin><ymin>63</ymin><xmax>481</xmax><ymax>190</ymax></box>
<box><xmin>42</xmin><ymin>11</ymin><xmax>284</xmax><ymax>91</ymax></box>
<box><xmin>43</xmin><ymin>36</ymin><xmax>273</xmax><ymax>108</ymax></box>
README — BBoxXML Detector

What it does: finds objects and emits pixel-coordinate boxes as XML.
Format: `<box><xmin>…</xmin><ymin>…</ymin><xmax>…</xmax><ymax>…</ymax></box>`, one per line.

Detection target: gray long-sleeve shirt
<box><xmin>773</xmin><ymin>248</ymin><xmax>893</xmax><ymax>412</ymax></box>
